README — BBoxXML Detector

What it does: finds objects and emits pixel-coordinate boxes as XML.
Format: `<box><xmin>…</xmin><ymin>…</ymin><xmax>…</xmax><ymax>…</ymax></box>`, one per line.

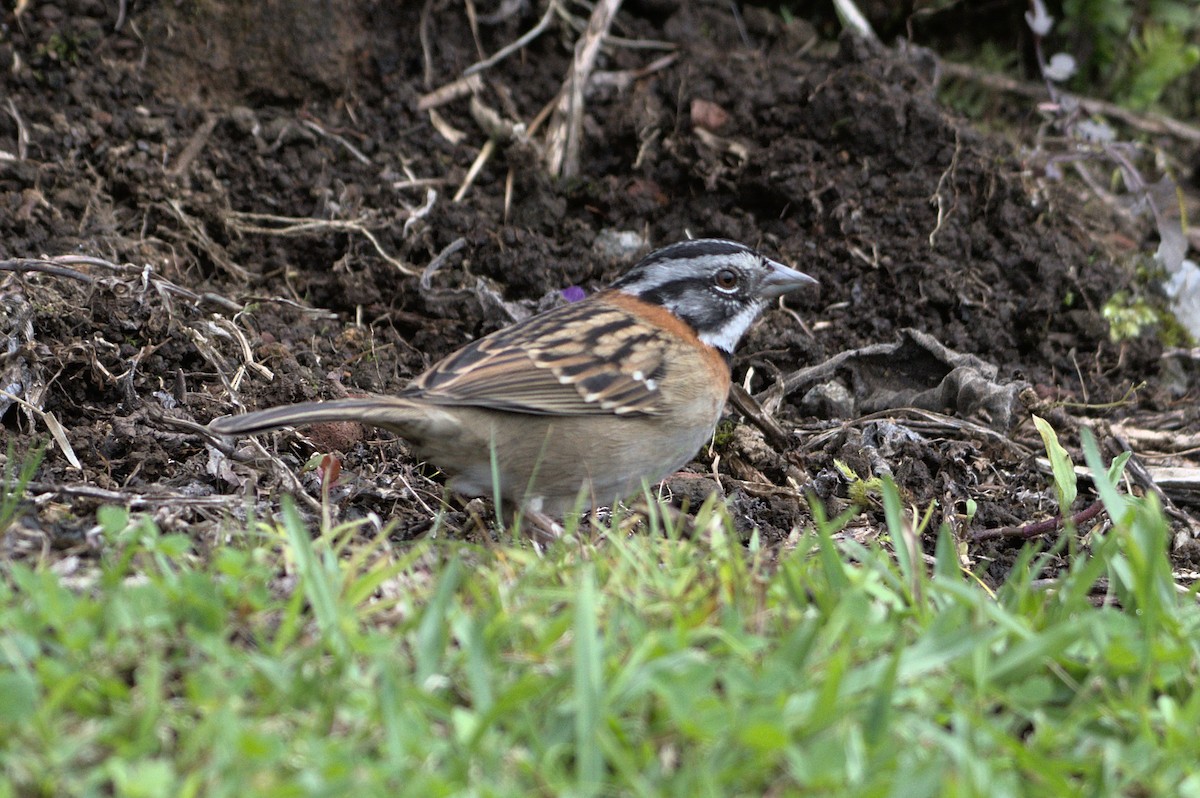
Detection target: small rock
<box><xmin>801</xmin><ymin>381</ymin><xmax>854</xmax><ymax>419</ymax></box>
<box><xmin>690</xmin><ymin>99</ymin><xmax>730</xmax><ymax>132</ymax></box>
<box><xmin>662</xmin><ymin>472</ymin><xmax>724</xmax><ymax>512</ymax></box>
<box><xmin>593</xmin><ymin>230</ymin><xmax>647</xmax><ymax>261</ymax></box>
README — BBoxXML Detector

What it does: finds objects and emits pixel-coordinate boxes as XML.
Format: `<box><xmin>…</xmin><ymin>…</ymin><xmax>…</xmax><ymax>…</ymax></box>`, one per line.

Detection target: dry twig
<box><xmin>0</xmin><ymin>389</ymin><xmax>82</xmax><ymax>469</ymax></box>
<box><xmin>463</xmin><ymin>0</ymin><xmax>559</xmax><ymax>77</ymax></box>
<box><xmin>165</xmin><ymin>200</ymin><xmax>253</xmax><ymax>282</ymax></box>
<box><xmin>454</xmin><ymin>96</ymin><xmax>528</xmax><ymax>202</ymax></box>
<box><xmin>224</xmin><ymin>211</ymin><xmax>420</xmax><ymax>276</ymax></box>
<box><xmin>300</xmin><ymin>119</ymin><xmax>372</xmax><ymax>165</ymax></box>
<box><xmin>417</xmin><ymin>74</ymin><xmax>484</xmax><ymax>111</ymax></box>
<box><xmin>544</xmin><ymin>0</ymin><xmax>623</xmax><ymax>177</ymax></box>
<box><xmin>591</xmin><ymin>51</ymin><xmax>679</xmax><ymax>91</ymax></box>
<box><xmin>167</xmin><ymin>115</ymin><xmax>219</xmax><ymax>176</ymax></box>
<box><xmin>25</xmin><ymin>481</ymin><xmax>246</xmax><ymax>509</ymax></box>
<box><xmin>5</xmin><ymin>99</ymin><xmax>29</xmax><ymax>160</ymax></box>
<box><xmin>421</xmin><ymin>237</ymin><xmax>469</xmax><ymax>291</ymax></box>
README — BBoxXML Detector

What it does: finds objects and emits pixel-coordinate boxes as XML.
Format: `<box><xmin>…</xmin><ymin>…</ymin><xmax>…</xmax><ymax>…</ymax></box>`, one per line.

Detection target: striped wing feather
<box><xmin>404</xmin><ymin>296</ymin><xmax>669</xmax><ymax>416</ymax></box>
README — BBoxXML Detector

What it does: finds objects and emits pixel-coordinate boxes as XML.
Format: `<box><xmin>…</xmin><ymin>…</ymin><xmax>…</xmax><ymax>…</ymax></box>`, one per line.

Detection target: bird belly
<box><xmin>411</xmin><ymin>404</ymin><xmax>722</xmax><ymax>515</ymax></box>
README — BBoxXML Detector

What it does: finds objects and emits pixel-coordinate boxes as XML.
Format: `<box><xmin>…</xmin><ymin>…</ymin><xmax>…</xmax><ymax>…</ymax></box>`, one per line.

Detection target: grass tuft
<box><xmin>2</xmin><ymin>457</ymin><xmax>1198</xmax><ymax>795</ymax></box>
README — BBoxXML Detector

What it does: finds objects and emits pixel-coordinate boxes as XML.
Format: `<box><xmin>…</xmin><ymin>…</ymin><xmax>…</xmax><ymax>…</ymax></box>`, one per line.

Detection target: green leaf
<box><xmin>1107</xmin><ymin>450</ymin><xmax>1133</xmax><ymax>484</ymax></box>
<box><xmin>0</xmin><ymin>672</ymin><xmax>37</xmax><ymax>723</ymax></box>
<box><xmin>1032</xmin><ymin>415</ymin><xmax>1077</xmax><ymax>513</ymax></box>
<box><xmin>97</xmin><ymin>505</ymin><xmax>131</xmax><ymax>536</ymax></box>
<box><xmin>107</xmin><ymin>758</ymin><xmax>176</xmax><ymax>798</ymax></box>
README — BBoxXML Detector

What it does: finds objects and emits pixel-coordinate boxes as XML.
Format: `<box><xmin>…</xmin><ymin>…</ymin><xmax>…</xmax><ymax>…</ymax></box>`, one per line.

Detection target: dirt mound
<box><xmin>1</xmin><ymin>1</ymin><xmax>1195</xmax><ymax>571</ymax></box>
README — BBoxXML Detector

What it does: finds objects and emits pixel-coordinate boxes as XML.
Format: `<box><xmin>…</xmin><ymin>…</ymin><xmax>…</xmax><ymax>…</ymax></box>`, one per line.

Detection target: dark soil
<box><xmin>2</xmin><ymin>1</ymin><xmax>1197</xmax><ymax>579</ymax></box>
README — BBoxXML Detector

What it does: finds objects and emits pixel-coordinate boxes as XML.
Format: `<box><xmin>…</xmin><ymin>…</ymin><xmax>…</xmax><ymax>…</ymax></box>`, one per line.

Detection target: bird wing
<box><xmin>405</xmin><ymin>296</ymin><xmax>670</xmax><ymax>416</ymax></box>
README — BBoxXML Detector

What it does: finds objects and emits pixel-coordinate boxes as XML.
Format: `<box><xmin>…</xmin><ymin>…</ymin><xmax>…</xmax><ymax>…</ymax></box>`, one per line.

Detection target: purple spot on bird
<box><xmin>562</xmin><ymin>285</ymin><xmax>586</xmax><ymax>303</ymax></box>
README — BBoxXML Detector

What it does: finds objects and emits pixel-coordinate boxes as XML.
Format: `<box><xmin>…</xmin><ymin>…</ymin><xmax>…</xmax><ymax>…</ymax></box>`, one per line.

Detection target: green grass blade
<box><xmin>0</xmin><ymin>439</ymin><xmax>46</xmax><ymax>534</ymax></box>
<box><xmin>415</xmin><ymin>556</ymin><xmax>462</xmax><ymax>687</ymax></box>
<box><xmin>881</xmin><ymin>477</ymin><xmax>919</xmax><ymax>603</ymax></box>
<box><xmin>574</xmin><ymin>564</ymin><xmax>603</xmax><ymax>795</ymax></box>
<box><xmin>281</xmin><ymin>496</ymin><xmax>346</xmax><ymax>655</ymax></box>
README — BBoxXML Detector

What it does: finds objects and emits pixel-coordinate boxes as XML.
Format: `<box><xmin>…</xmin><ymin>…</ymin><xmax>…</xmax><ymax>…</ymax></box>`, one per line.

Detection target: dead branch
<box><xmin>728</xmin><ymin>383</ymin><xmax>791</xmax><ymax>450</ymax></box>
<box><xmin>938</xmin><ymin>60</ymin><xmax>1200</xmax><ymax>144</ymax></box>
<box><xmin>1108</xmin><ymin>434</ymin><xmax>1200</xmax><ymax>547</ymax></box>
<box><xmin>796</xmin><ymin>407</ymin><xmax>1034</xmax><ymax>458</ymax></box>
<box><xmin>25</xmin><ymin>481</ymin><xmax>249</xmax><ymax>509</ymax></box>
<box><xmin>0</xmin><ymin>259</ymin><xmax>95</xmax><ymax>282</ymax></box>
<box><xmin>970</xmin><ymin>499</ymin><xmax>1105</xmax><ymax>542</ymax></box>
<box><xmin>544</xmin><ymin>0</ymin><xmax>623</xmax><ymax>178</ymax></box>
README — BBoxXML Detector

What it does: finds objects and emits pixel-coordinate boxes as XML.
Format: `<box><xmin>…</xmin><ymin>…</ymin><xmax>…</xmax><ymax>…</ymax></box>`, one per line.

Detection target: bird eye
<box><xmin>714</xmin><ymin>269</ymin><xmax>739</xmax><ymax>291</ymax></box>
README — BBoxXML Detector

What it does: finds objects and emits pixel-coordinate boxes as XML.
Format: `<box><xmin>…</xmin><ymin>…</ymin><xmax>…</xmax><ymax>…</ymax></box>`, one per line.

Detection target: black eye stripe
<box><xmin>640</xmin><ymin>279</ymin><xmax>708</xmax><ymax>304</ymax></box>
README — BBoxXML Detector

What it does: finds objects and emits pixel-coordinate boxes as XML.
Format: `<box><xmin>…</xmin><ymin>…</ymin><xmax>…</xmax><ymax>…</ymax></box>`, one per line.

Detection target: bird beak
<box><xmin>759</xmin><ymin>258</ymin><xmax>819</xmax><ymax>299</ymax></box>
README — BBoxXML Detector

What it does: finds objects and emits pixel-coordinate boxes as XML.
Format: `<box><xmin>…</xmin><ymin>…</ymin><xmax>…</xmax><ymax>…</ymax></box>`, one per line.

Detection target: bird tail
<box><xmin>209</xmin><ymin>397</ymin><xmax>424</xmax><ymax>436</ymax></box>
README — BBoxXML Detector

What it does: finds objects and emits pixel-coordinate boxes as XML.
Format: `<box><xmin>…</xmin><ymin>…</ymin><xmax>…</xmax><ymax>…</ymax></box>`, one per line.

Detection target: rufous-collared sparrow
<box><xmin>209</xmin><ymin>239</ymin><xmax>818</xmax><ymax>515</ymax></box>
